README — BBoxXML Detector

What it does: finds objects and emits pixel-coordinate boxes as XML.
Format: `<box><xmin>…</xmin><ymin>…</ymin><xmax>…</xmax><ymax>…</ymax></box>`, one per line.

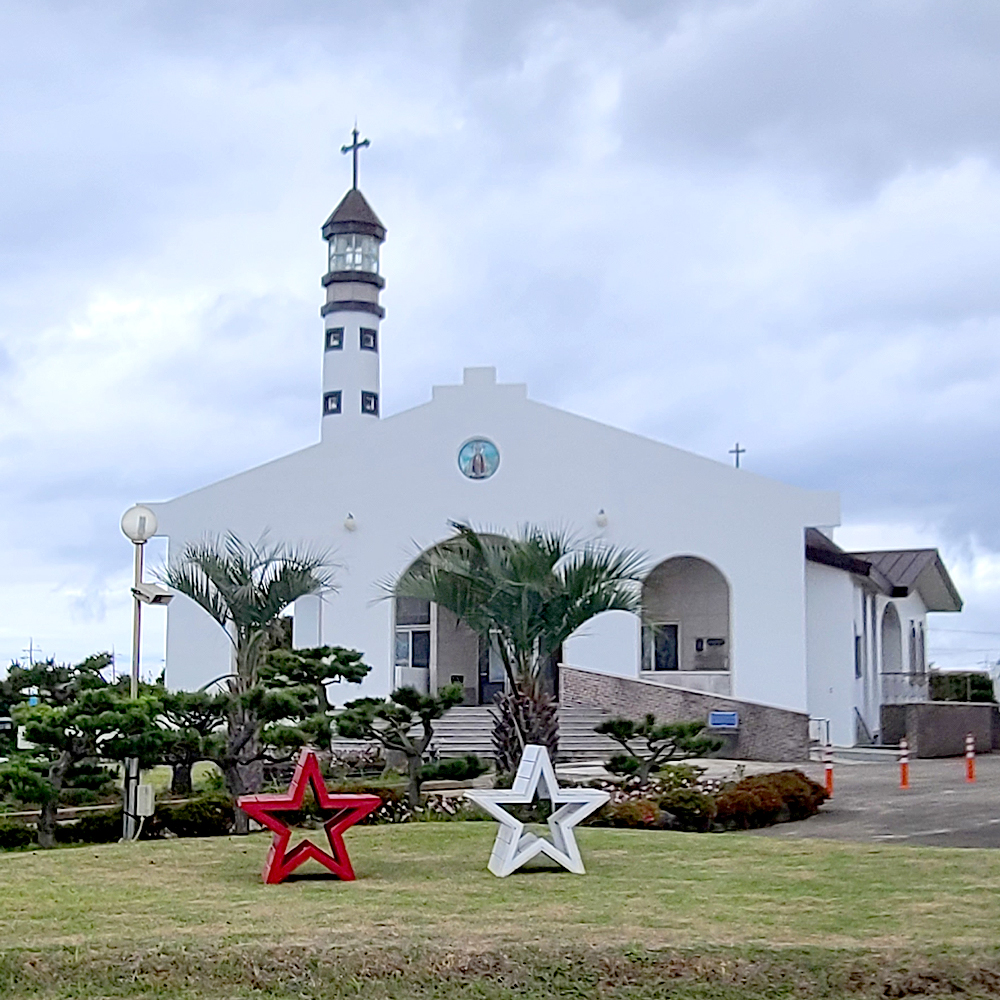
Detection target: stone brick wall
<box><xmin>880</xmin><ymin>703</ymin><xmax>995</xmax><ymax>757</ymax></box>
<box><xmin>561</xmin><ymin>666</ymin><xmax>809</xmax><ymax>762</ymax></box>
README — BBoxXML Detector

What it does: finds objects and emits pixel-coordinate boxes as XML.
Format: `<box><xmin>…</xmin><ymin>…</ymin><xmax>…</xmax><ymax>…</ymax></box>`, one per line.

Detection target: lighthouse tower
<box><xmin>319</xmin><ymin>129</ymin><xmax>386</xmax><ymax>438</ymax></box>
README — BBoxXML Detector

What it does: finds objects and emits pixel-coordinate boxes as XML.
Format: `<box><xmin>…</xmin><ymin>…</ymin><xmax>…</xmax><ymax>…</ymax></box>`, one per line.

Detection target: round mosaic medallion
<box><xmin>458</xmin><ymin>437</ymin><xmax>500</xmax><ymax>480</ymax></box>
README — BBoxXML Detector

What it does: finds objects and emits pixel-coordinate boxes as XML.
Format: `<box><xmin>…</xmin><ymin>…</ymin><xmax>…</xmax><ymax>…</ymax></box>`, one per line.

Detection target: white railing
<box><xmin>881</xmin><ymin>672</ymin><xmax>929</xmax><ymax>705</ymax></box>
<box><xmin>808</xmin><ymin>717</ymin><xmax>831</xmax><ymax>746</ymax></box>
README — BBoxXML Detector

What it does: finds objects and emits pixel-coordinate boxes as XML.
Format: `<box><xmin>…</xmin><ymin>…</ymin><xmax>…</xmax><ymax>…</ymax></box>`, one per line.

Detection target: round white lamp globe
<box><xmin>121</xmin><ymin>505</ymin><xmax>158</xmax><ymax>543</ymax></box>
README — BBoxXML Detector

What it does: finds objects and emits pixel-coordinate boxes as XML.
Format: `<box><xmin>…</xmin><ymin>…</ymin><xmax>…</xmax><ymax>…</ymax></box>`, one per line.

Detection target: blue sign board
<box><xmin>708</xmin><ymin>710</ymin><xmax>739</xmax><ymax>729</ymax></box>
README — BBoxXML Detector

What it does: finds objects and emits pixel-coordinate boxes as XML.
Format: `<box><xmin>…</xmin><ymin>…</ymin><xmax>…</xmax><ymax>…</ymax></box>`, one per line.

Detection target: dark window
<box><xmin>396</xmin><ymin>597</ymin><xmax>431</xmax><ymax>625</ymax></box>
<box><xmin>643</xmin><ymin>624</ymin><xmax>678</xmax><ymax>671</ymax></box>
<box><xmin>411</xmin><ymin>630</ymin><xmax>431</xmax><ymax>669</ymax></box>
<box><xmin>360</xmin><ymin>327</ymin><xmax>378</xmax><ymax>351</ymax></box>
<box><xmin>325</xmin><ymin>327</ymin><xmax>344</xmax><ymax>351</ymax></box>
<box><xmin>361</xmin><ymin>390</ymin><xmax>379</xmax><ymax>415</ymax></box>
<box><xmin>654</xmin><ymin>625</ymin><xmax>679</xmax><ymax>671</ymax></box>
<box><xmin>854</xmin><ymin>635</ymin><xmax>862</xmax><ymax>678</ymax></box>
<box><xmin>323</xmin><ymin>391</ymin><xmax>342</xmax><ymax>416</ymax></box>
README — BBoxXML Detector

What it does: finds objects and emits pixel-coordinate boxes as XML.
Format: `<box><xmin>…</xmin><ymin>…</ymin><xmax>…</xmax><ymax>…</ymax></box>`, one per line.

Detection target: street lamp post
<box><xmin>120</xmin><ymin>504</ymin><xmax>172</xmax><ymax>841</ymax></box>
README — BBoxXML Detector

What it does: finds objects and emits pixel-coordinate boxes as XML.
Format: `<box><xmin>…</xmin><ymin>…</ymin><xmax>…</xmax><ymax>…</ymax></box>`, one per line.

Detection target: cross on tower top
<box><xmin>729</xmin><ymin>442</ymin><xmax>746</xmax><ymax>469</ymax></box>
<box><xmin>341</xmin><ymin>126</ymin><xmax>370</xmax><ymax>190</ymax></box>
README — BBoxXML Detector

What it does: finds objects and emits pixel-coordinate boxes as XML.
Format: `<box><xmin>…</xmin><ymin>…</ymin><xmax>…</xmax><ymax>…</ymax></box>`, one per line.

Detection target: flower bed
<box><xmin>587</xmin><ymin>766</ymin><xmax>827</xmax><ymax>832</ymax></box>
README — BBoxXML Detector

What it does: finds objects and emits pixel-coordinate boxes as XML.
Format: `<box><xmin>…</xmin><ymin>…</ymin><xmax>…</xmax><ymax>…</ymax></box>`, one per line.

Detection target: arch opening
<box><xmin>640</xmin><ymin>556</ymin><xmax>731</xmax><ymax>695</ymax></box>
<box><xmin>393</xmin><ymin>538</ymin><xmax>506</xmax><ymax>705</ymax></box>
<box><xmin>881</xmin><ymin>603</ymin><xmax>903</xmax><ymax>674</ymax></box>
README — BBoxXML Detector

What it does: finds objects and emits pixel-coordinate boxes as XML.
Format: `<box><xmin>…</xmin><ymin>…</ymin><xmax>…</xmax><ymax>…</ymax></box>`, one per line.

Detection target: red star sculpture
<box><xmin>237</xmin><ymin>749</ymin><xmax>381</xmax><ymax>884</ymax></box>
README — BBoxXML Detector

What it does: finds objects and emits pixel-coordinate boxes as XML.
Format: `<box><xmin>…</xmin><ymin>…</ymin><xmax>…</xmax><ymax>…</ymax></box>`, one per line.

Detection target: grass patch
<box><xmin>6</xmin><ymin>942</ymin><xmax>1000</xmax><ymax>999</ymax></box>
<box><xmin>3</xmin><ymin>824</ymin><xmax>1000</xmax><ymax>996</ymax></box>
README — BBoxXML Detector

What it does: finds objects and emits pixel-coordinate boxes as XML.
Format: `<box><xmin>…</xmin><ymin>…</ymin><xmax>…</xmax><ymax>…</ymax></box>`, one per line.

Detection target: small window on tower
<box><xmin>361</xmin><ymin>391</ymin><xmax>379</xmax><ymax>416</ymax></box>
<box><xmin>323</xmin><ymin>391</ymin><xmax>342</xmax><ymax>416</ymax></box>
<box><xmin>360</xmin><ymin>328</ymin><xmax>378</xmax><ymax>352</ymax></box>
<box><xmin>325</xmin><ymin>327</ymin><xmax>344</xmax><ymax>351</ymax></box>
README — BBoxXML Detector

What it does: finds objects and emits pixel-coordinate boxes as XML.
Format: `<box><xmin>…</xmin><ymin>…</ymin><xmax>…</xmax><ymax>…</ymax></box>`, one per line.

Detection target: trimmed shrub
<box><xmin>602</xmin><ymin>797</ymin><xmax>665</xmax><ymax>828</ymax></box>
<box><xmin>715</xmin><ymin>770</ymin><xmax>826</xmax><ymax>830</ymax></box>
<box><xmin>714</xmin><ymin>786</ymin><xmax>783</xmax><ymax>830</ymax></box>
<box><xmin>606</xmin><ymin>754</ymin><xmax>641</xmax><ymax>777</ymax></box>
<box><xmin>761</xmin><ymin>770</ymin><xmax>827</xmax><ymax>821</ymax></box>
<box><xmin>55</xmin><ymin>809</ymin><xmax>123</xmax><ymax>845</ymax></box>
<box><xmin>162</xmin><ymin>794</ymin><xmax>234</xmax><ymax>838</ymax></box>
<box><xmin>0</xmin><ymin>819</ymin><xmax>34</xmax><ymax>850</ymax></box>
<box><xmin>327</xmin><ymin>782</ymin><xmax>410</xmax><ymax>824</ymax></box>
<box><xmin>420</xmin><ymin>755</ymin><xmax>489</xmax><ymax>783</ymax></box>
<box><xmin>659</xmin><ymin>788</ymin><xmax>717</xmax><ymax>832</ymax></box>
<box><xmin>656</xmin><ymin>763</ymin><xmax>706</xmax><ymax>792</ymax></box>
<box><xmin>930</xmin><ymin>672</ymin><xmax>995</xmax><ymax>703</ymax></box>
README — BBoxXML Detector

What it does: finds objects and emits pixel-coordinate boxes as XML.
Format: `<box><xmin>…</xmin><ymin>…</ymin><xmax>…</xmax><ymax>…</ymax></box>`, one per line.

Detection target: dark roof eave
<box><xmin>805</xmin><ymin>545</ymin><xmax>876</xmax><ymax>578</ymax></box>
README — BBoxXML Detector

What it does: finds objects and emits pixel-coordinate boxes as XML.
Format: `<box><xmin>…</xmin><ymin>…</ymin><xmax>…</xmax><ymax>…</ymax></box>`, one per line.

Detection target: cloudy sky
<box><xmin>2</xmin><ymin>0</ymin><xmax>1000</xmax><ymax>676</ymax></box>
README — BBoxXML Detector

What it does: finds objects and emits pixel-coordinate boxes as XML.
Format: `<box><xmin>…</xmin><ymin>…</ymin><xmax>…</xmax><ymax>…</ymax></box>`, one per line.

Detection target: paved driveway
<box><xmin>756</xmin><ymin>755</ymin><xmax>1000</xmax><ymax>847</ymax></box>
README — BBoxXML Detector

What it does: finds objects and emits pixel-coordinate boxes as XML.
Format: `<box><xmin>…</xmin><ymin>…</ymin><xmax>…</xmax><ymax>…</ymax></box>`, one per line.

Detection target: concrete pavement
<box><xmin>754</xmin><ymin>755</ymin><xmax>1000</xmax><ymax>848</ymax></box>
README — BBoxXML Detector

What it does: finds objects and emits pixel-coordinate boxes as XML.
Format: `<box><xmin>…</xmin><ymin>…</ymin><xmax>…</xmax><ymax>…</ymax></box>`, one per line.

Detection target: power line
<box><xmin>928</xmin><ymin>628</ymin><xmax>1000</xmax><ymax>636</ymax></box>
<box><xmin>929</xmin><ymin>647</ymin><xmax>1000</xmax><ymax>653</ymax></box>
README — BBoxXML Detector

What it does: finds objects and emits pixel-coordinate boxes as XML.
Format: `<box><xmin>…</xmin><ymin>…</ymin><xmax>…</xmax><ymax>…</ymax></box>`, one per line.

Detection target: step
<box><xmin>332</xmin><ymin>702</ymin><xmax>622</xmax><ymax>761</ymax></box>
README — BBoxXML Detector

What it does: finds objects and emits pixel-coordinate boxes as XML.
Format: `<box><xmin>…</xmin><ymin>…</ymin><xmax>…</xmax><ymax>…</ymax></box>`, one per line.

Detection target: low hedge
<box><xmin>601</xmin><ymin>798</ymin><xmax>667</xmax><ymax>829</ymax></box>
<box><xmin>660</xmin><ymin>788</ymin><xmax>718</xmax><ymax>832</ymax></box>
<box><xmin>160</xmin><ymin>794</ymin><xmax>234</xmax><ymax>838</ymax></box>
<box><xmin>0</xmin><ymin>819</ymin><xmax>34</xmax><ymax>850</ymax></box>
<box><xmin>715</xmin><ymin>770</ymin><xmax>827</xmax><ymax>830</ymax></box>
<box><xmin>420</xmin><ymin>754</ymin><xmax>489</xmax><ymax>782</ymax></box>
<box><xmin>325</xmin><ymin>782</ymin><xmax>410</xmax><ymax>824</ymax></box>
<box><xmin>591</xmin><ymin>768</ymin><xmax>826</xmax><ymax>832</ymax></box>
<box><xmin>55</xmin><ymin>809</ymin><xmax>123</xmax><ymax>844</ymax></box>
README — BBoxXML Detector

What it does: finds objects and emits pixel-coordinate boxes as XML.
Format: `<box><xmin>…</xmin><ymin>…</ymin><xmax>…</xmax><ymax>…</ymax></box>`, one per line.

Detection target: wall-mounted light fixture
<box><xmin>344</xmin><ymin>513</ymin><xmax>357</xmax><ymax>532</ymax></box>
<box><xmin>596</xmin><ymin>509</ymin><xmax>608</xmax><ymax>528</ymax></box>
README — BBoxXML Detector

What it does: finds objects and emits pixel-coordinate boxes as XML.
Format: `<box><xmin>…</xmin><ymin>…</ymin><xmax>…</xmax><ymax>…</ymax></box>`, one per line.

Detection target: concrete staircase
<box><xmin>426</xmin><ymin>703</ymin><xmax>619</xmax><ymax>761</ymax></box>
<box><xmin>427</xmin><ymin>706</ymin><xmax>496</xmax><ymax>758</ymax></box>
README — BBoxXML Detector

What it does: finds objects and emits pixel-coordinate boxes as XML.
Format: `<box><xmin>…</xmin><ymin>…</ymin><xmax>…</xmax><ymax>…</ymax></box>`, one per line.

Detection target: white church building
<box><xmin>145</xmin><ymin>161</ymin><xmax>962</xmax><ymax>752</ymax></box>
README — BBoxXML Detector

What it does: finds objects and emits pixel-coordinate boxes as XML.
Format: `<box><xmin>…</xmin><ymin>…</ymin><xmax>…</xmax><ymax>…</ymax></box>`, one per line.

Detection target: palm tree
<box><xmin>394</xmin><ymin>523</ymin><xmax>645</xmax><ymax>770</ymax></box>
<box><xmin>164</xmin><ymin>534</ymin><xmax>333</xmax><ymax>828</ymax></box>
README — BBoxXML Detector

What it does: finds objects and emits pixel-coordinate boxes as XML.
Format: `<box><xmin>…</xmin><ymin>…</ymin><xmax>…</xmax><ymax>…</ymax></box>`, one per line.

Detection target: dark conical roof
<box><xmin>321</xmin><ymin>188</ymin><xmax>386</xmax><ymax>241</ymax></box>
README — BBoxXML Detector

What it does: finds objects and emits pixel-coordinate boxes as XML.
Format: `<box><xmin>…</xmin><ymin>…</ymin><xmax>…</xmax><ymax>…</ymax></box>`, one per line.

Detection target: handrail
<box><xmin>854</xmin><ymin>707</ymin><xmax>876</xmax><ymax>746</ymax></box>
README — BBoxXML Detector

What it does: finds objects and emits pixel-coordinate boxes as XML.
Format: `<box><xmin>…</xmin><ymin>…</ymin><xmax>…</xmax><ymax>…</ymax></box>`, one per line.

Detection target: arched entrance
<box><xmin>881</xmin><ymin>603</ymin><xmax>902</xmax><ymax>674</ymax></box>
<box><xmin>393</xmin><ymin>542</ymin><xmax>505</xmax><ymax>705</ymax></box>
<box><xmin>641</xmin><ymin>556</ymin><xmax>731</xmax><ymax>694</ymax></box>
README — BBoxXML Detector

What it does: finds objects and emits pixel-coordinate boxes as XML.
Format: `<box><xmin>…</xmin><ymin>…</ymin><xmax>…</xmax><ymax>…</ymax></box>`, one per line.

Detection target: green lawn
<box><xmin>2</xmin><ymin>824</ymin><xmax>1000</xmax><ymax>998</ymax></box>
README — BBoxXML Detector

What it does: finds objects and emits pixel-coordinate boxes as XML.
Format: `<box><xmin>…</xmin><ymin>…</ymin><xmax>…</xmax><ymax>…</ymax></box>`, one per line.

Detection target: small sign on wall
<box><xmin>708</xmin><ymin>710</ymin><xmax>739</xmax><ymax>730</ymax></box>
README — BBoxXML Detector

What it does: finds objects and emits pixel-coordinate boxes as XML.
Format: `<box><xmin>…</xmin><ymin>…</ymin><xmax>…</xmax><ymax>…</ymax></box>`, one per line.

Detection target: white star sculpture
<box><xmin>465</xmin><ymin>744</ymin><xmax>610</xmax><ymax>877</ymax></box>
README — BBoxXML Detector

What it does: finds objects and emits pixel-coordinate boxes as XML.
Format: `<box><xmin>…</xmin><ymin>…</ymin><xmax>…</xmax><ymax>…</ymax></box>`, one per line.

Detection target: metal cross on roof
<box><xmin>341</xmin><ymin>126</ymin><xmax>370</xmax><ymax>190</ymax></box>
<box><xmin>729</xmin><ymin>442</ymin><xmax>745</xmax><ymax>468</ymax></box>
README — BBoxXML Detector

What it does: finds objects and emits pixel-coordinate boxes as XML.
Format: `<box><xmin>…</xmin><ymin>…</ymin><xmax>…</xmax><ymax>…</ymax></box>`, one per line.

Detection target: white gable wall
<box><xmin>562</xmin><ymin>610</ymin><xmax>641</xmax><ymax>679</ymax></box>
<box><xmin>804</xmin><ymin>561</ymin><xmax>856</xmax><ymax>746</ymax></box>
<box><xmin>150</xmin><ymin>370</ymin><xmax>839</xmax><ymax>712</ymax></box>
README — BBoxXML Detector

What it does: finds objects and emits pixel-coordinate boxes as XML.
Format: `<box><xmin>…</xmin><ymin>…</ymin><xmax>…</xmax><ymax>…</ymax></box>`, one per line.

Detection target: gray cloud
<box><xmin>3</xmin><ymin>0</ymin><xmax>1000</xmax><ymax>667</ymax></box>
